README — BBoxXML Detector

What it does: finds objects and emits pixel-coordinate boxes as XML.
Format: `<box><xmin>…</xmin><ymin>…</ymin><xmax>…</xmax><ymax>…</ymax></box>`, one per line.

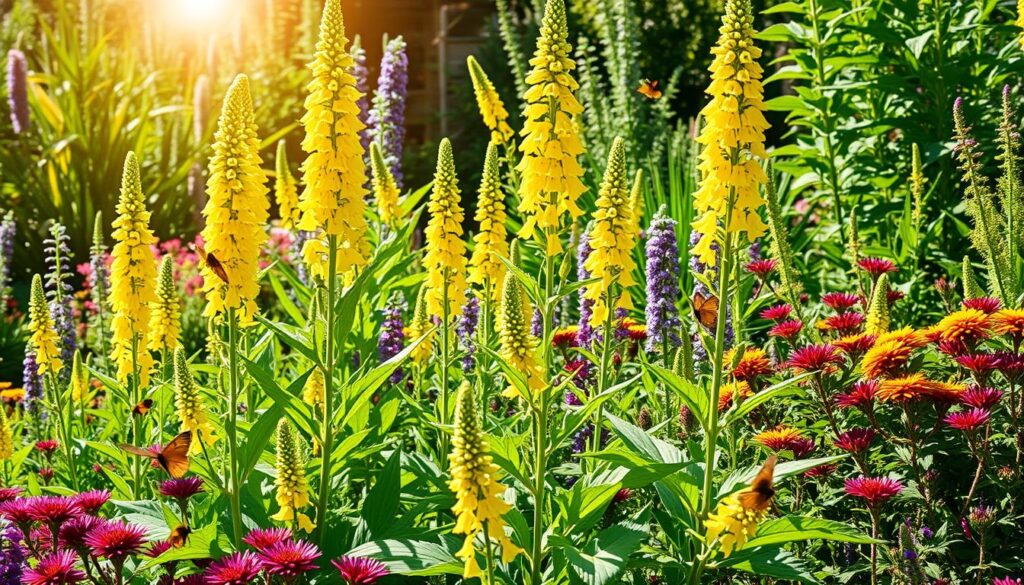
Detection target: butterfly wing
<box><xmin>737</xmin><ymin>455</ymin><xmax>778</xmax><ymax>512</ymax></box>
<box><xmin>118</xmin><ymin>444</ymin><xmax>157</xmax><ymax>459</ymax></box>
<box><xmin>160</xmin><ymin>432</ymin><xmax>192</xmax><ymax>478</ymax></box>
<box><xmin>637</xmin><ymin>79</ymin><xmax>662</xmax><ymax>100</ymax></box>
<box><xmin>692</xmin><ymin>293</ymin><xmax>720</xmax><ymax>329</ymax></box>
<box><xmin>194</xmin><ymin>243</ymin><xmax>229</xmax><ymax>284</ymax></box>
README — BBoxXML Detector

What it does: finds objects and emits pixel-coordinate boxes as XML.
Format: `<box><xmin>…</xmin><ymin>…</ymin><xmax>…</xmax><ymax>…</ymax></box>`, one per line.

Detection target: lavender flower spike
<box><xmin>645</xmin><ymin>209</ymin><xmax>682</xmax><ymax>353</ymax></box>
<box><xmin>456</xmin><ymin>293</ymin><xmax>480</xmax><ymax>372</ymax></box>
<box><xmin>6</xmin><ymin>50</ymin><xmax>28</xmax><ymax>134</ymax></box>
<box><xmin>576</xmin><ymin>228</ymin><xmax>596</xmax><ymax>348</ymax></box>
<box><xmin>378</xmin><ymin>296</ymin><xmax>407</xmax><ymax>384</ymax></box>
<box><xmin>367</xmin><ymin>36</ymin><xmax>408</xmax><ymax>187</ymax></box>
<box><xmin>0</xmin><ymin>212</ymin><xmax>14</xmax><ymax>306</ymax></box>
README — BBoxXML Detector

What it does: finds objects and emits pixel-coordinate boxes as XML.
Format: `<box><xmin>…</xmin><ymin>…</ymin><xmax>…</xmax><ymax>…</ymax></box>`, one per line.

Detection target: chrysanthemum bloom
<box><xmin>407</xmin><ymin>287</ymin><xmax>434</xmax><ymax>363</ymax></box>
<box><xmin>271</xmin><ymin>419</ymin><xmax>314</xmax><ymax>532</ymax></box>
<box><xmin>243</xmin><ymin>527</ymin><xmax>292</xmax><ymax>551</ymax></box>
<box><xmin>516</xmin><ymin>0</ymin><xmax>586</xmax><ymax>253</ymax></box>
<box><xmin>955</xmin><ymin>353</ymin><xmax>1001</xmax><ymax>377</ymax></box>
<box><xmin>583</xmin><ymin>139</ymin><xmax>637</xmax><ymax>327</ymax></box>
<box><xmin>83</xmin><ymin>520</ymin><xmax>147</xmax><ymax>559</ymax></box>
<box><xmin>760</xmin><ymin>304</ymin><xmax>792</xmax><ymax>322</ymax></box>
<box><xmin>754</xmin><ymin>426</ymin><xmax>805</xmax><ymax>452</ymax></box>
<box><xmin>993</xmin><ymin>577</ymin><xmax>1024</xmax><ymax>585</ymax></box>
<box><xmin>332</xmin><ymin>556</ymin><xmax>389</xmax><ymax>585</ymax></box>
<box><xmin>822</xmin><ymin>312</ymin><xmax>865</xmax><ymax>336</ymax></box>
<box><xmin>858</xmin><ymin>257</ymin><xmax>898</xmax><ymax>277</ymax></box>
<box><xmin>0</xmin><ymin>487</ymin><xmax>22</xmax><ymax>502</ymax></box>
<box><xmin>645</xmin><ymin>209</ymin><xmax>682</xmax><ymax>353</ymax></box>
<box><xmin>961</xmin><ymin>386</ymin><xmax>1002</xmax><ymax>409</ymax></box>
<box><xmin>834</xmin><ymin>428</ymin><xmax>875</xmax><ymax>453</ymax></box>
<box><xmin>423</xmin><ymin>139</ymin><xmax>468</xmax><ymax>319</ymax></box>
<box><xmin>274</xmin><ymin>140</ymin><xmax>300</xmax><ymax>231</ymax></box>
<box><xmin>173</xmin><ymin>348</ymin><xmax>215</xmax><ymax>453</ymax></box>
<box><xmin>804</xmin><ymin>463</ymin><xmax>838</xmax><ymax>479</ymax></box>
<box><xmin>990</xmin><ymin>308</ymin><xmax>1024</xmax><ymax>340</ymax></box>
<box><xmin>0</xmin><ymin>497</ymin><xmax>35</xmax><ymax>528</ymax></box>
<box><xmin>448</xmin><ymin>381</ymin><xmax>523</xmax><ymax>577</ymax></box>
<box><xmin>73</xmin><ymin>490</ymin><xmax>109</xmax><ymax>515</ymax></box>
<box><xmin>467</xmin><ymin>142</ymin><xmax>508</xmax><ymax>300</ymax></box>
<box><xmin>160</xmin><ymin>477</ymin><xmax>204</xmax><ymax>502</ymax></box>
<box><xmin>466</xmin><ymin>56</ymin><xmax>513</xmax><ymax>145</ymax></box>
<box><xmin>768</xmin><ymin>319</ymin><xmax>803</xmax><ymax>340</ymax></box>
<box><xmin>552</xmin><ymin>326</ymin><xmax>579</xmax><ymax>350</ymax></box>
<box><xmin>877</xmin><ymin>374</ymin><xmax>959</xmax><ymax>404</ymax></box>
<box><xmin>22</xmin><ymin>550</ymin><xmax>86</xmax><ymax>585</ymax></box>
<box><xmin>996</xmin><ymin>350</ymin><xmax>1024</xmax><ymax>382</ymax></box>
<box><xmin>148</xmin><ymin>256</ymin><xmax>180</xmax><ymax>353</ymax></box>
<box><xmin>705</xmin><ymin>493</ymin><xmax>769</xmax><ymax>557</ymax></box>
<box><xmin>945</xmin><ymin>407</ymin><xmax>991</xmax><ymax>431</ymax></box>
<box><xmin>297</xmin><ymin>0</ymin><xmax>369</xmax><ymax>280</ymax></box>
<box><xmin>963</xmin><ymin>297</ymin><xmax>1001</xmax><ymax>314</ymax></box>
<box><xmin>929</xmin><ymin>309</ymin><xmax>990</xmax><ymax>346</ymax></box>
<box><xmin>861</xmin><ymin>340</ymin><xmax>914</xmax><ymax>379</ymax></box>
<box><xmin>727</xmin><ymin>348</ymin><xmax>774</xmax><ymax>383</ymax></box>
<box><xmin>835</xmin><ymin>380</ymin><xmax>879</xmax><ymax>411</ymax></box>
<box><xmin>35</xmin><ymin>439</ymin><xmax>58</xmax><ymax>455</ymax></box>
<box><xmin>690</xmin><ymin>0</ymin><xmax>769</xmax><ymax>266</ymax></box>
<box><xmin>496</xmin><ymin>267</ymin><xmax>544</xmax><ymax>397</ymax></box>
<box><xmin>144</xmin><ymin>540</ymin><xmax>172</xmax><ymax>559</ymax></box>
<box><xmin>28</xmin><ymin>496</ymin><xmax>80</xmax><ymax>528</ymax></box>
<box><xmin>744</xmin><ymin>259</ymin><xmax>776</xmax><ymax>278</ymax></box>
<box><xmin>822</xmin><ymin>292</ymin><xmax>860</xmax><ymax>311</ymax></box>
<box><xmin>204</xmin><ymin>552</ymin><xmax>262</xmax><ymax>585</ymax></box>
<box><xmin>717</xmin><ymin>380</ymin><xmax>754</xmax><ymax>412</ymax></box>
<box><xmin>369</xmin><ymin>142</ymin><xmax>402</xmax><ymax>230</ymax></box>
<box><xmin>28</xmin><ymin>275</ymin><xmax>63</xmax><ymax>377</ymax></box>
<box><xmin>256</xmin><ymin>539</ymin><xmax>321</xmax><ymax>580</ymax></box>
<box><xmin>844</xmin><ymin>476</ymin><xmax>903</xmax><ymax>507</ymax></box>
<box><xmin>378</xmin><ymin>297</ymin><xmax>406</xmax><ymax>382</ymax></box>
<box><xmin>59</xmin><ymin>515</ymin><xmax>101</xmax><ymax>551</ymax></box>
<box><xmin>200</xmin><ymin>74</ymin><xmax>269</xmax><ymax>325</ymax></box>
<box><xmin>109</xmin><ymin>152</ymin><xmax>157</xmax><ymax>385</ymax></box>
<box><xmin>787</xmin><ymin>343</ymin><xmax>844</xmax><ymax>374</ymax></box>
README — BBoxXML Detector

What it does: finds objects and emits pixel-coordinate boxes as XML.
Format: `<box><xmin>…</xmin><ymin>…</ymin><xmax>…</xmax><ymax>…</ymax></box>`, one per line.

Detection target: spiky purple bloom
<box><xmin>352</xmin><ymin>41</ymin><xmax>370</xmax><ymax>152</ymax></box>
<box><xmin>367</xmin><ymin>36</ymin><xmax>408</xmax><ymax>188</ymax></box>
<box><xmin>22</xmin><ymin>351</ymin><xmax>43</xmax><ymax>423</ymax></box>
<box><xmin>290</xmin><ymin>230</ymin><xmax>313</xmax><ymax>284</ymax></box>
<box><xmin>6</xmin><ymin>50</ymin><xmax>28</xmax><ymax>135</ymax></box>
<box><xmin>0</xmin><ymin>525</ymin><xmax>24</xmax><ymax>585</ymax></box>
<box><xmin>645</xmin><ymin>212</ymin><xmax>682</xmax><ymax>353</ymax></box>
<box><xmin>378</xmin><ymin>296</ymin><xmax>406</xmax><ymax>383</ymax></box>
<box><xmin>457</xmin><ymin>293</ymin><xmax>480</xmax><ymax>372</ymax></box>
<box><xmin>0</xmin><ymin>212</ymin><xmax>13</xmax><ymax>302</ymax></box>
<box><xmin>44</xmin><ymin>223</ymin><xmax>76</xmax><ymax>382</ymax></box>
<box><xmin>577</xmin><ymin>230</ymin><xmax>596</xmax><ymax>347</ymax></box>
<box><xmin>531</xmin><ymin>307</ymin><xmax>542</xmax><ymax>337</ymax></box>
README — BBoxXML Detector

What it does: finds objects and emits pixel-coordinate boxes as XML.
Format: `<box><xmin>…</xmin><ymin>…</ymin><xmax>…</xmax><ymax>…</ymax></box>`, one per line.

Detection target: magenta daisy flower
<box><xmin>256</xmin><ymin>540</ymin><xmax>322</xmax><ymax>580</ymax></box>
<box><xmin>996</xmin><ymin>351</ymin><xmax>1024</xmax><ymax>382</ymax></box>
<box><xmin>835</xmin><ymin>380</ymin><xmax>879</xmax><ymax>411</ymax></box>
<box><xmin>803</xmin><ymin>463</ymin><xmax>838</xmax><ymax>479</ymax></box>
<box><xmin>332</xmin><ymin>556</ymin><xmax>390</xmax><ymax>585</ymax></box>
<box><xmin>160</xmin><ymin>477</ymin><xmax>204</xmax><ymax>501</ymax></box>
<box><xmin>992</xmin><ymin>577</ymin><xmax>1023</xmax><ymax>585</ymax></box>
<box><xmin>963</xmin><ymin>297</ymin><xmax>1001</xmax><ymax>314</ymax></box>
<box><xmin>821</xmin><ymin>292</ymin><xmax>861</xmax><ymax>311</ymax></box>
<box><xmin>857</xmin><ymin>257</ymin><xmax>898</xmax><ymax>276</ymax></box>
<box><xmin>0</xmin><ymin>487</ymin><xmax>22</xmax><ymax>502</ymax></box>
<box><xmin>945</xmin><ymin>408</ymin><xmax>991</xmax><ymax>431</ymax></box>
<box><xmin>59</xmin><ymin>515</ymin><xmax>101</xmax><ymax>551</ymax></box>
<box><xmin>844</xmin><ymin>476</ymin><xmax>903</xmax><ymax>507</ymax></box>
<box><xmin>34</xmin><ymin>440</ymin><xmax>59</xmax><ymax>455</ymax></box>
<box><xmin>23</xmin><ymin>550</ymin><xmax>87</xmax><ymax>585</ymax></box>
<box><xmin>833</xmin><ymin>428</ymin><xmax>875</xmax><ymax>453</ymax></box>
<box><xmin>769</xmin><ymin>319</ymin><xmax>803</xmax><ymax>340</ymax></box>
<box><xmin>960</xmin><ymin>386</ymin><xmax>1002</xmax><ymax>409</ymax></box>
<box><xmin>954</xmin><ymin>353</ymin><xmax>1001</xmax><ymax>375</ymax></box>
<box><xmin>204</xmin><ymin>552</ymin><xmax>263</xmax><ymax>585</ymax></box>
<box><xmin>83</xmin><ymin>520</ymin><xmax>148</xmax><ymax>559</ymax></box>
<box><xmin>744</xmin><ymin>259</ymin><xmax>777</xmax><ymax>278</ymax></box>
<box><xmin>887</xmin><ymin>289</ymin><xmax>905</xmax><ymax>304</ymax></box>
<box><xmin>242</xmin><ymin>527</ymin><xmax>292</xmax><ymax>551</ymax></box>
<box><xmin>787</xmin><ymin>343</ymin><xmax>844</xmax><ymax>374</ymax></box>
<box><xmin>73</xmin><ymin>490</ymin><xmax>110</xmax><ymax>515</ymax></box>
<box><xmin>823</xmin><ymin>312</ymin><xmax>865</xmax><ymax>335</ymax></box>
<box><xmin>28</xmin><ymin>496</ymin><xmax>81</xmax><ymax>525</ymax></box>
<box><xmin>760</xmin><ymin>304</ymin><xmax>793</xmax><ymax>322</ymax></box>
<box><xmin>0</xmin><ymin>497</ymin><xmax>36</xmax><ymax>527</ymax></box>
<box><xmin>145</xmin><ymin>540</ymin><xmax>173</xmax><ymax>559</ymax></box>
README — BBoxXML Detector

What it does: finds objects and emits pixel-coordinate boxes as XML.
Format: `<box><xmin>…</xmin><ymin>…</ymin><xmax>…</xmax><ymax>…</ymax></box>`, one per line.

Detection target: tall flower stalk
<box><xmin>43</xmin><ymin>223</ymin><xmax>76</xmax><ymax>385</ymax></box>
<box><xmin>367</xmin><ymin>36</ymin><xmax>408</xmax><ymax>188</ymax></box>
<box><xmin>468</xmin><ymin>141</ymin><xmax>509</xmax><ymax>356</ymax></box>
<box><xmin>0</xmin><ymin>211</ymin><xmax>14</xmax><ymax>308</ymax></box>
<box><xmin>6</xmin><ymin>50</ymin><xmax>28</xmax><ymax>135</ymax></box>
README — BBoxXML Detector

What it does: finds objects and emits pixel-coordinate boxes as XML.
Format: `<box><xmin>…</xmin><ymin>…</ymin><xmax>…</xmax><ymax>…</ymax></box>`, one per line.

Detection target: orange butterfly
<box><xmin>692</xmin><ymin>292</ymin><xmax>719</xmax><ymax>330</ymax></box>
<box><xmin>169</xmin><ymin>525</ymin><xmax>191</xmax><ymax>548</ymax></box>
<box><xmin>737</xmin><ymin>455</ymin><xmax>778</xmax><ymax>512</ymax></box>
<box><xmin>132</xmin><ymin>399</ymin><xmax>153</xmax><ymax>417</ymax></box>
<box><xmin>637</xmin><ymin>79</ymin><xmax>663</xmax><ymax>100</ymax></box>
<box><xmin>193</xmin><ymin>243</ymin><xmax>229</xmax><ymax>284</ymax></box>
<box><xmin>119</xmin><ymin>432</ymin><xmax>192</xmax><ymax>479</ymax></box>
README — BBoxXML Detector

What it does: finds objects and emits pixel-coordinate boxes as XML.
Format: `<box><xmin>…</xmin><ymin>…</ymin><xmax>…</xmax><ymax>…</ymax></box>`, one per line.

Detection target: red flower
<box><xmin>857</xmin><ymin>257</ymin><xmax>898</xmax><ymax>276</ymax></box>
<box><xmin>0</xmin><ymin>487</ymin><xmax>21</xmax><ymax>502</ymax></box>
<box><xmin>35</xmin><ymin>440</ymin><xmax>59</xmax><ymax>454</ymax></box>
<box><xmin>23</xmin><ymin>550</ymin><xmax>87</xmax><ymax>585</ymax></box>
<box><xmin>59</xmin><ymin>516</ymin><xmax>101</xmax><ymax>551</ymax></box>
<box><xmin>83</xmin><ymin>520</ymin><xmax>148</xmax><ymax>559</ymax></box>
<box><xmin>834</xmin><ymin>428</ymin><xmax>875</xmax><ymax>453</ymax></box>
<box><xmin>996</xmin><ymin>352</ymin><xmax>1024</xmax><ymax>382</ymax></box>
<box><xmin>789</xmin><ymin>437</ymin><xmax>816</xmax><ymax>458</ymax></box>
<box><xmin>613</xmin><ymin>488</ymin><xmax>632</xmax><ymax>503</ymax></box>
<box><xmin>745</xmin><ymin>259</ymin><xmax>777</xmax><ymax>278</ymax></box>
<box><xmin>835</xmin><ymin>380</ymin><xmax>879</xmax><ymax>411</ymax></box>
<box><xmin>256</xmin><ymin>540</ymin><xmax>322</xmax><ymax>580</ymax></box>
<box><xmin>759</xmin><ymin>304</ymin><xmax>793</xmax><ymax>322</ymax></box>
<box><xmin>960</xmin><ymin>386</ymin><xmax>1002</xmax><ymax>409</ymax></box>
<box><xmin>963</xmin><ymin>297</ymin><xmax>1001</xmax><ymax>314</ymax></box>
<box><xmin>551</xmin><ymin>327</ymin><xmax>579</xmax><ymax>349</ymax></box>
<box><xmin>833</xmin><ymin>333</ymin><xmax>876</xmax><ymax>357</ymax></box>
<box><xmin>729</xmin><ymin>349</ymin><xmax>775</xmax><ymax>382</ymax></box>
<box><xmin>243</xmin><ymin>527</ymin><xmax>293</xmax><ymax>551</ymax></box>
<box><xmin>844</xmin><ymin>476</ymin><xmax>903</xmax><ymax>506</ymax></box>
<box><xmin>887</xmin><ymin>289</ymin><xmax>905</xmax><ymax>304</ymax></box>
<box><xmin>954</xmin><ymin>353</ymin><xmax>1001</xmax><ymax>374</ymax></box>
<box><xmin>787</xmin><ymin>343</ymin><xmax>844</xmax><ymax>374</ymax></box>
<box><xmin>993</xmin><ymin>578</ymin><xmax>1024</xmax><ymax>585</ymax></box>
<box><xmin>204</xmin><ymin>552</ymin><xmax>263</xmax><ymax>585</ymax></box>
<box><xmin>769</xmin><ymin>319</ymin><xmax>803</xmax><ymax>340</ymax></box>
<box><xmin>804</xmin><ymin>463</ymin><xmax>838</xmax><ymax>479</ymax></box>
<box><xmin>73</xmin><ymin>490</ymin><xmax>110</xmax><ymax>515</ymax></box>
<box><xmin>821</xmin><ymin>292</ymin><xmax>860</xmax><ymax>311</ymax></box>
<box><xmin>145</xmin><ymin>540</ymin><xmax>173</xmax><ymax>559</ymax></box>
<box><xmin>28</xmin><ymin>496</ymin><xmax>81</xmax><ymax>525</ymax></box>
<box><xmin>0</xmin><ymin>497</ymin><xmax>36</xmax><ymax>526</ymax></box>
<box><xmin>823</xmin><ymin>312</ymin><xmax>865</xmax><ymax>335</ymax></box>
<box><xmin>38</xmin><ymin>468</ymin><xmax>54</xmax><ymax>482</ymax></box>
<box><xmin>945</xmin><ymin>408</ymin><xmax>991</xmax><ymax>431</ymax></box>
<box><xmin>332</xmin><ymin>556</ymin><xmax>390</xmax><ymax>585</ymax></box>
<box><xmin>159</xmin><ymin>477</ymin><xmax>204</xmax><ymax>501</ymax></box>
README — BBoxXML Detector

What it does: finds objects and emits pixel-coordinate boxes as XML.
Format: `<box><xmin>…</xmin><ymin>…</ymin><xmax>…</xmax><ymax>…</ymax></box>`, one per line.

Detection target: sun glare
<box><xmin>165</xmin><ymin>0</ymin><xmax>231</xmax><ymax>28</ymax></box>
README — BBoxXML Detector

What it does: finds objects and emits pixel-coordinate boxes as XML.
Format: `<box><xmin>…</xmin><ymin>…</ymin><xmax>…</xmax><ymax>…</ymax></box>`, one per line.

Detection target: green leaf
<box><xmin>255</xmin><ymin>316</ymin><xmax>319</xmax><ymax>364</ymax></box>
<box><xmin>361</xmin><ymin>450</ymin><xmax>402</xmax><ymax>539</ymax></box>
<box><xmin>554</xmin><ymin>509</ymin><xmax>650</xmax><ymax>585</ymax></box>
<box><xmin>345</xmin><ymin>539</ymin><xmax>462</xmax><ymax>577</ymax></box>
<box><xmin>140</xmin><ymin>523</ymin><xmax>221</xmax><ymax>570</ymax></box>
<box><xmin>721</xmin><ymin>372</ymin><xmax>813</xmax><ymax>427</ymax></box>
<box><xmin>605</xmin><ymin>413</ymin><xmax>683</xmax><ymax>464</ymax></box>
<box><xmin>717</xmin><ymin>547</ymin><xmax>819</xmax><ymax>583</ymax></box>
<box><xmin>745</xmin><ymin>516</ymin><xmax>880</xmax><ymax>548</ymax></box>
<box><xmin>645</xmin><ymin>364</ymin><xmax>707</xmax><ymax>430</ymax></box>
<box><xmin>242</xmin><ymin>359</ymin><xmax>316</xmax><ymax>438</ymax></box>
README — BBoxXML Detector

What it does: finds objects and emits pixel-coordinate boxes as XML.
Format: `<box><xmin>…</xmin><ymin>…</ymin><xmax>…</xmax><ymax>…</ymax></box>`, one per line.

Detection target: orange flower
<box><xmin>834</xmin><ymin>333</ymin><xmax>876</xmax><ymax>356</ymax></box>
<box><xmin>928</xmin><ymin>309</ymin><xmax>990</xmax><ymax>344</ymax></box>
<box><xmin>877</xmin><ymin>374</ymin><xmax>962</xmax><ymax>403</ymax></box>
<box><xmin>861</xmin><ymin>339</ymin><xmax>914</xmax><ymax>379</ymax></box>
<box><xmin>728</xmin><ymin>348</ymin><xmax>774</xmax><ymax>382</ymax></box>
<box><xmin>753</xmin><ymin>426</ymin><xmax>804</xmax><ymax>451</ymax></box>
<box><xmin>875</xmin><ymin>327</ymin><xmax>928</xmax><ymax>349</ymax></box>
<box><xmin>718</xmin><ymin>380</ymin><xmax>753</xmax><ymax>411</ymax></box>
<box><xmin>990</xmin><ymin>309</ymin><xmax>1024</xmax><ymax>340</ymax></box>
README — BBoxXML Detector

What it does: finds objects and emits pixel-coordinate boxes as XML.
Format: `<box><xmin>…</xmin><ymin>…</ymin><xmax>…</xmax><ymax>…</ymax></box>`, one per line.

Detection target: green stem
<box><xmin>530</xmin><ymin>225</ymin><xmax>556</xmax><ymax>585</ymax></box>
<box><xmin>315</xmin><ymin>236</ymin><xmax>338</xmax><ymax>545</ymax></box>
<box><xmin>439</xmin><ymin>269</ymin><xmax>452</xmax><ymax>460</ymax></box>
<box><xmin>226</xmin><ymin>308</ymin><xmax>243</xmax><ymax>547</ymax></box>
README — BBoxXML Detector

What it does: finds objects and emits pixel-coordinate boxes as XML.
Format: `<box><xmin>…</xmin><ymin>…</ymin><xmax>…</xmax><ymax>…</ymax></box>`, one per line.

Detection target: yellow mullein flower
<box><xmin>516</xmin><ymin>0</ymin><xmax>586</xmax><ymax>254</ymax></box>
<box><xmin>149</xmin><ymin>255</ymin><xmax>181</xmax><ymax>353</ymax></box>
<box><xmin>628</xmin><ymin>170</ymin><xmax>644</xmax><ymax>243</ymax></box>
<box><xmin>275</xmin><ymin>140</ymin><xmax>300</xmax><ymax>230</ymax></box>
<box><xmin>408</xmin><ymin>287</ymin><xmax>434</xmax><ymax>363</ymax></box>
<box><xmin>583</xmin><ymin>137</ymin><xmax>638</xmax><ymax>327</ymax></box>
<box><xmin>705</xmin><ymin>493</ymin><xmax>769</xmax><ymax>556</ymax></box>
<box><xmin>864</xmin><ymin>273</ymin><xmax>890</xmax><ymax>336</ymax></box>
<box><xmin>496</xmin><ymin>266</ymin><xmax>544</xmax><ymax>396</ymax></box>
<box><xmin>0</xmin><ymin>406</ymin><xmax>12</xmax><ymax>461</ymax></box>
<box><xmin>302</xmin><ymin>367</ymin><xmax>325</xmax><ymax>410</ymax></box>
<box><xmin>1018</xmin><ymin>0</ymin><xmax>1024</xmax><ymax>47</ymax></box>
<box><xmin>467</xmin><ymin>56</ymin><xmax>514</xmax><ymax>145</ymax></box>
<box><xmin>28</xmin><ymin>274</ymin><xmax>62</xmax><ymax>377</ymax></box>
<box><xmin>272</xmin><ymin>418</ymin><xmax>314</xmax><ymax>532</ymax></box>
<box><xmin>370</xmin><ymin>141</ymin><xmax>402</xmax><ymax>229</ymax></box>
<box><xmin>467</xmin><ymin>142</ymin><xmax>508</xmax><ymax>300</ymax></box>
<box><xmin>173</xmin><ymin>348</ymin><xmax>215</xmax><ymax>454</ymax></box>
<box><xmin>691</xmin><ymin>0</ymin><xmax>770</xmax><ymax>266</ymax></box>
<box><xmin>69</xmin><ymin>350</ymin><xmax>90</xmax><ymax>404</ymax></box>
<box><xmin>200</xmin><ymin>74</ymin><xmax>270</xmax><ymax>327</ymax></box>
<box><xmin>423</xmin><ymin>138</ymin><xmax>469</xmax><ymax>319</ymax></box>
<box><xmin>297</xmin><ymin>0</ymin><xmax>369</xmax><ymax>280</ymax></box>
<box><xmin>110</xmin><ymin>152</ymin><xmax>157</xmax><ymax>386</ymax></box>
<box><xmin>448</xmin><ymin>381</ymin><xmax>523</xmax><ymax>578</ymax></box>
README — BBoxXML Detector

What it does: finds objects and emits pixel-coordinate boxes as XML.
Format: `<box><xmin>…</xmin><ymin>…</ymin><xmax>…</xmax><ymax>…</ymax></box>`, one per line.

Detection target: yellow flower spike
<box><xmin>173</xmin><ymin>348</ymin><xmax>216</xmax><ymax>454</ymax></box>
<box><xmin>864</xmin><ymin>273</ymin><xmax>891</xmax><ymax>336</ymax></box>
<box><xmin>28</xmin><ymin>274</ymin><xmax>62</xmax><ymax>378</ymax></box>
<box><xmin>496</xmin><ymin>265</ymin><xmax>544</xmax><ymax>396</ymax></box>
<box><xmin>691</xmin><ymin>0</ymin><xmax>770</xmax><ymax>266</ymax></box>
<box><xmin>302</xmin><ymin>367</ymin><xmax>325</xmax><ymax>410</ymax></box>
<box><xmin>583</xmin><ymin>137</ymin><xmax>638</xmax><ymax>327</ymax></box>
<box><xmin>467</xmin><ymin>56</ymin><xmax>514</xmax><ymax>145</ymax></box>
<box><xmin>370</xmin><ymin>141</ymin><xmax>402</xmax><ymax>229</ymax></box>
<box><xmin>272</xmin><ymin>418</ymin><xmax>315</xmax><ymax>533</ymax></box>
<box><xmin>468</xmin><ymin>142</ymin><xmax>509</xmax><ymax>301</ymax></box>
<box><xmin>297</xmin><ymin>0</ymin><xmax>369</xmax><ymax>280</ymax></box>
<box><xmin>516</xmin><ymin>0</ymin><xmax>586</xmax><ymax>253</ymax></box>
<box><xmin>200</xmin><ymin>74</ymin><xmax>270</xmax><ymax>327</ymax></box>
<box><xmin>274</xmin><ymin>140</ymin><xmax>300</xmax><ymax>230</ymax></box>
<box><xmin>69</xmin><ymin>350</ymin><xmax>89</xmax><ymax>403</ymax></box>
<box><xmin>448</xmin><ymin>381</ymin><xmax>522</xmax><ymax>577</ymax></box>
<box><xmin>149</xmin><ymin>255</ymin><xmax>181</xmax><ymax>353</ymax></box>
<box><xmin>110</xmin><ymin>152</ymin><xmax>157</xmax><ymax>386</ymax></box>
<box><xmin>1018</xmin><ymin>0</ymin><xmax>1024</xmax><ymax>47</ymax></box>
<box><xmin>424</xmin><ymin>138</ymin><xmax>469</xmax><ymax>320</ymax></box>
<box><xmin>0</xmin><ymin>407</ymin><xmax>12</xmax><ymax>461</ymax></box>
<box><xmin>409</xmin><ymin>287</ymin><xmax>434</xmax><ymax>363</ymax></box>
